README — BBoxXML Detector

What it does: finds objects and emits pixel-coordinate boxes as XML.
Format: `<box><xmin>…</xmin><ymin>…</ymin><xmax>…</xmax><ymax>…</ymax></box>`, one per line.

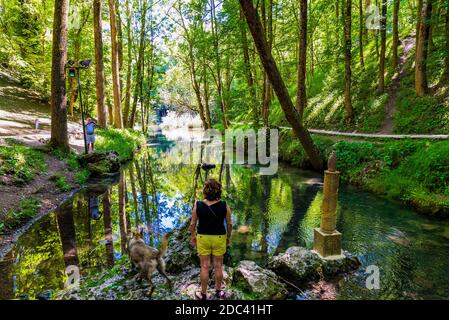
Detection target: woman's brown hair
<box><xmin>203</xmin><ymin>179</ymin><xmax>222</xmax><ymax>201</ymax></box>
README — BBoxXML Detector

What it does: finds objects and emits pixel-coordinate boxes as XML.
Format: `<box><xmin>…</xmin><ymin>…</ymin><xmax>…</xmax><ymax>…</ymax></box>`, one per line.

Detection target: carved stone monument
<box><xmin>313</xmin><ymin>151</ymin><xmax>343</xmax><ymax>259</ymax></box>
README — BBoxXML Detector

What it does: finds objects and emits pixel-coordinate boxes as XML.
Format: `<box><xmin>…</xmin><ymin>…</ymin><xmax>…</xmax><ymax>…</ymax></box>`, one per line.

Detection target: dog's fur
<box><xmin>128</xmin><ymin>230</ymin><xmax>172</xmax><ymax>296</ymax></box>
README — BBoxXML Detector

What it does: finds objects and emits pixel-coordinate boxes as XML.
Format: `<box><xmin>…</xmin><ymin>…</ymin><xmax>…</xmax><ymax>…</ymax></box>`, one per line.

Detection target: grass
<box><xmin>0</xmin><ymin>197</ymin><xmax>41</xmax><ymax>234</ymax></box>
<box><xmin>279</xmin><ymin>131</ymin><xmax>449</xmax><ymax>216</ymax></box>
<box><xmin>0</xmin><ymin>142</ymin><xmax>47</xmax><ymax>185</ymax></box>
<box><xmin>49</xmin><ymin>173</ymin><xmax>71</xmax><ymax>192</ymax></box>
<box><xmin>95</xmin><ymin>128</ymin><xmax>146</xmax><ymax>162</ymax></box>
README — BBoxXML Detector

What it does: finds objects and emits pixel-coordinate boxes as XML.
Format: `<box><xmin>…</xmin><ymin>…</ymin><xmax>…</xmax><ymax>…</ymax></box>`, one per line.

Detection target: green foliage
<box><xmin>74</xmin><ymin>169</ymin><xmax>90</xmax><ymax>185</ymax></box>
<box><xmin>1</xmin><ymin>197</ymin><xmax>41</xmax><ymax>233</ymax></box>
<box><xmin>394</xmin><ymin>88</ymin><xmax>448</xmax><ymax>134</ymax></box>
<box><xmin>279</xmin><ymin>137</ymin><xmax>449</xmax><ymax>215</ymax></box>
<box><xmin>0</xmin><ymin>0</ymin><xmax>53</xmax><ymax>96</ymax></box>
<box><xmin>96</xmin><ymin>128</ymin><xmax>146</xmax><ymax>162</ymax></box>
<box><xmin>67</xmin><ymin>153</ymin><xmax>80</xmax><ymax>170</ymax></box>
<box><xmin>49</xmin><ymin>173</ymin><xmax>71</xmax><ymax>192</ymax></box>
<box><xmin>0</xmin><ymin>142</ymin><xmax>47</xmax><ymax>185</ymax></box>
<box><xmin>278</xmin><ymin>130</ymin><xmax>334</xmax><ymax>168</ymax></box>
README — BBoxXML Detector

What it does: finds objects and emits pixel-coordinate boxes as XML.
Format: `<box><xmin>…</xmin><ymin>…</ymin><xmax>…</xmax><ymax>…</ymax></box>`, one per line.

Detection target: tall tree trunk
<box><xmin>392</xmin><ymin>0</ymin><xmax>400</xmax><ymax>70</ymax></box>
<box><xmin>239</xmin><ymin>0</ymin><xmax>323</xmax><ymax>171</ymax></box>
<box><xmin>94</xmin><ymin>0</ymin><xmax>107</xmax><ymax>128</ymax></box>
<box><xmin>359</xmin><ymin>0</ymin><xmax>365</xmax><ymax>69</ymax></box>
<box><xmin>50</xmin><ymin>0</ymin><xmax>69</xmax><ymax>151</ymax></box>
<box><xmin>69</xmin><ymin>38</ymin><xmax>79</xmax><ymax>117</ymax></box>
<box><xmin>336</xmin><ymin>0</ymin><xmax>340</xmax><ymax>61</ymax></box>
<box><xmin>202</xmin><ymin>61</ymin><xmax>212</xmax><ymax>129</ymax></box>
<box><xmin>415</xmin><ymin>0</ymin><xmax>432</xmax><ymax>96</ymax></box>
<box><xmin>130</xmin><ymin>0</ymin><xmax>147</xmax><ymax>129</ymax></box>
<box><xmin>108</xmin><ymin>0</ymin><xmax>123</xmax><ymax>128</ymax></box>
<box><xmin>343</xmin><ymin>0</ymin><xmax>354</xmax><ymax>122</ymax></box>
<box><xmin>116</xmin><ymin>0</ymin><xmax>124</xmax><ymax>93</ymax></box>
<box><xmin>107</xmin><ymin>95</ymin><xmax>114</xmax><ymax>125</ymax></box>
<box><xmin>123</xmin><ymin>0</ymin><xmax>132</xmax><ymax>127</ymax></box>
<box><xmin>261</xmin><ymin>0</ymin><xmax>272</xmax><ymax>127</ymax></box>
<box><xmin>378</xmin><ymin>0</ymin><xmax>387</xmax><ymax>92</ymax></box>
<box><xmin>239</xmin><ymin>7</ymin><xmax>258</xmax><ymax>127</ymax></box>
<box><xmin>296</xmin><ymin>0</ymin><xmax>307</xmax><ymax>122</ymax></box>
<box><xmin>442</xmin><ymin>2</ymin><xmax>449</xmax><ymax>81</ymax></box>
<box><xmin>210</xmin><ymin>0</ymin><xmax>229</xmax><ymax>129</ymax></box>
<box><xmin>416</xmin><ymin>0</ymin><xmax>423</xmax><ymax>45</ymax></box>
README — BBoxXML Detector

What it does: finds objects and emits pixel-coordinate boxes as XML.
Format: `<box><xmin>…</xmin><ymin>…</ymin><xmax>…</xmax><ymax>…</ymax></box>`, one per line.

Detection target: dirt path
<box><xmin>0</xmin><ymin>69</ymin><xmax>84</xmax><ymax>153</ymax></box>
<box><xmin>379</xmin><ymin>37</ymin><xmax>416</xmax><ymax>134</ymax></box>
<box><xmin>0</xmin><ymin>153</ymin><xmax>79</xmax><ymax>256</ymax></box>
<box><xmin>0</xmin><ymin>70</ymin><xmax>84</xmax><ymax>254</ymax></box>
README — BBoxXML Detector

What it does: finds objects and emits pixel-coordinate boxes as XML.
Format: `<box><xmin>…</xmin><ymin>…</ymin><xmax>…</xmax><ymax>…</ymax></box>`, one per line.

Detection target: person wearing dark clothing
<box><xmin>190</xmin><ymin>179</ymin><xmax>232</xmax><ymax>300</ymax></box>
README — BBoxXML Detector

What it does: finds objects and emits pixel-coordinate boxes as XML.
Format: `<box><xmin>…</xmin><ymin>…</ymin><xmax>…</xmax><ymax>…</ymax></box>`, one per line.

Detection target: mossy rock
<box><xmin>78</xmin><ymin>151</ymin><xmax>120</xmax><ymax>177</ymax></box>
<box><xmin>267</xmin><ymin>247</ymin><xmax>322</xmax><ymax>287</ymax></box>
<box><xmin>232</xmin><ymin>260</ymin><xmax>287</xmax><ymax>300</ymax></box>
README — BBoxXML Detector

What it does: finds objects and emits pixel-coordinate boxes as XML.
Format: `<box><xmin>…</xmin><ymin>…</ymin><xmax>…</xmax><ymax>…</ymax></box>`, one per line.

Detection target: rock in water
<box><xmin>268</xmin><ymin>247</ymin><xmax>322</xmax><ymax>286</ymax></box>
<box><xmin>233</xmin><ymin>260</ymin><xmax>287</xmax><ymax>300</ymax></box>
<box><xmin>268</xmin><ymin>247</ymin><xmax>361</xmax><ymax>287</ymax></box>
<box><xmin>319</xmin><ymin>251</ymin><xmax>361</xmax><ymax>277</ymax></box>
<box><xmin>78</xmin><ymin>151</ymin><xmax>121</xmax><ymax>177</ymax></box>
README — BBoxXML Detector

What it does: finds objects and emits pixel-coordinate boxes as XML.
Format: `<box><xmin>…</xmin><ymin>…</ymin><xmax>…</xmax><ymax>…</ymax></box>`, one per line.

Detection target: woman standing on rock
<box><xmin>190</xmin><ymin>179</ymin><xmax>232</xmax><ymax>300</ymax></box>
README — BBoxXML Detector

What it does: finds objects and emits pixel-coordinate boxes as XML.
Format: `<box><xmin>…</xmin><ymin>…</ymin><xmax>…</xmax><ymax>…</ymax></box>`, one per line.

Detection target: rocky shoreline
<box><xmin>55</xmin><ymin>223</ymin><xmax>360</xmax><ymax>300</ymax></box>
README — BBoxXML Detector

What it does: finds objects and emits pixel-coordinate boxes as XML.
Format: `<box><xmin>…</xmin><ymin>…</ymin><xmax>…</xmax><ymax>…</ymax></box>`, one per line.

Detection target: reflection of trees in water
<box><xmin>134</xmin><ymin>159</ymin><xmax>150</xmax><ymax>230</ymax></box>
<box><xmin>102</xmin><ymin>188</ymin><xmax>115</xmax><ymax>267</ymax></box>
<box><xmin>0</xmin><ymin>251</ymin><xmax>14</xmax><ymax>299</ymax></box>
<box><xmin>259</xmin><ymin>175</ymin><xmax>270</xmax><ymax>257</ymax></box>
<box><xmin>275</xmin><ymin>184</ymin><xmax>318</xmax><ymax>254</ymax></box>
<box><xmin>128</xmin><ymin>163</ymin><xmax>140</xmax><ymax>227</ymax></box>
<box><xmin>56</xmin><ymin>201</ymin><xmax>79</xmax><ymax>267</ymax></box>
<box><xmin>118</xmin><ymin>172</ymin><xmax>128</xmax><ymax>253</ymax></box>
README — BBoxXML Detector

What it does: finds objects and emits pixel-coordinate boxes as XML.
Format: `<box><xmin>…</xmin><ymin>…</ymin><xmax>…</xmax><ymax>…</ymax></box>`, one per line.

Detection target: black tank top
<box><xmin>196</xmin><ymin>200</ymin><xmax>227</xmax><ymax>235</ymax></box>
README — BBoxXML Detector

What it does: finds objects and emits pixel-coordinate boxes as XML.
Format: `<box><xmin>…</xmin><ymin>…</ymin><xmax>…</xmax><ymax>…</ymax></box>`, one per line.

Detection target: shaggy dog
<box><xmin>128</xmin><ymin>230</ymin><xmax>172</xmax><ymax>296</ymax></box>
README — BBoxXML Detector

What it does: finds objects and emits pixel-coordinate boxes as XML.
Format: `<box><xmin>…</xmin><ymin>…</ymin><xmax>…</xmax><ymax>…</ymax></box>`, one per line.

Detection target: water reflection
<box><xmin>1</xmin><ymin>131</ymin><xmax>449</xmax><ymax>300</ymax></box>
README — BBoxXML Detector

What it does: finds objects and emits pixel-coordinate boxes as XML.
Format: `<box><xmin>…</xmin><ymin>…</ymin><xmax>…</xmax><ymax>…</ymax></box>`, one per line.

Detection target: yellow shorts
<box><xmin>197</xmin><ymin>234</ymin><xmax>226</xmax><ymax>256</ymax></box>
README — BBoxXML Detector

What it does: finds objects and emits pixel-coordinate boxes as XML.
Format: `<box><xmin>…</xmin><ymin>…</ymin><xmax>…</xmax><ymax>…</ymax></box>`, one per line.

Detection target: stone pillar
<box><xmin>313</xmin><ymin>152</ymin><xmax>343</xmax><ymax>259</ymax></box>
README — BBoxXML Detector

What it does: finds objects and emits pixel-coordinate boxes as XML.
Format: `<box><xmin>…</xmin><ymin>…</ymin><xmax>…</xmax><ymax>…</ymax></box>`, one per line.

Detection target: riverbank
<box><xmin>278</xmin><ymin>130</ymin><xmax>449</xmax><ymax>217</ymax></box>
<box><xmin>0</xmin><ymin>129</ymin><xmax>146</xmax><ymax>252</ymax></box>
<box><xmin>55</xmin><ymin>223</ymin><xmax>360</xmax><ymax>301</ymax></box>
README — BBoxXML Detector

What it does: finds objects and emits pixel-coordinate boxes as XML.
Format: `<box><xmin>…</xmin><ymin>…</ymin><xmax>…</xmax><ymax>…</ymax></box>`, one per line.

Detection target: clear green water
<box><xmin>1</xmin><ymin>131</ymin><xmax>449</xmax><ymax>300</ymax></box>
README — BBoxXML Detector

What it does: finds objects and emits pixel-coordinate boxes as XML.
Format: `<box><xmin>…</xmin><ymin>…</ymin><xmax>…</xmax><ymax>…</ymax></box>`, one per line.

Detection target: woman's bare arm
<box><xmin>190</xmin><ymin>202</ymin><xmax>198</xmax><ymax>245</ymax></box>
<box><xmin>226</xmin><ymin>205</ymin><xmax>232</xmax><ymax>245</ymax></box>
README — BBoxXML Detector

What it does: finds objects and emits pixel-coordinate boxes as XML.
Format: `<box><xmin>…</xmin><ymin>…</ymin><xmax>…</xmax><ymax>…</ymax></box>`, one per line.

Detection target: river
<box><xmin>1</xmin><ymin>129</ymin><xmax>448</xmax><ymax>300</ymax></box>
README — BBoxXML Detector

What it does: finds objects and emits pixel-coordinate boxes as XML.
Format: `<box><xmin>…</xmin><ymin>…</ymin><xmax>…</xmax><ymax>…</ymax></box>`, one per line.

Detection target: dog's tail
<box><xmin>158</xmin><ymin>233</ymin><xmax>169</xmax><ymax>258</ymax></box>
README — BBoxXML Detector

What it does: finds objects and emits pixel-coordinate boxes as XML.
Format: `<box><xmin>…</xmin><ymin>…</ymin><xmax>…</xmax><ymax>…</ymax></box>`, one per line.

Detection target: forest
<box><xmin>0</xmin><ymin>0</ymin><xmax>449</xmax><ymax>302</ymax></box>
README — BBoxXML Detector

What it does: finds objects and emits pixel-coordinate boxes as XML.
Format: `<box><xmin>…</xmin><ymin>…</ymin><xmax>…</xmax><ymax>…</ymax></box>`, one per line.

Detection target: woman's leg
<box><xmin>212</xmin><ymin>255</ymin><xmax>224</xmax><ymax>291</ymax></box>
<box><xmin>199</xmin><ymin>255</ymin><xmax>211</xmax><ymax>294</ymax></box>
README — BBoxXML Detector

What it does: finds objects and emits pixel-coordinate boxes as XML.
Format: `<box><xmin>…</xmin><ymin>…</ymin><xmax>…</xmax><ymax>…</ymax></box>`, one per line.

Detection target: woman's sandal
<box><xmin>195</xmin><ymin>291</ymin><xmax>207</xmax><ymax>300</ymax></box>
<box><xmin>215</xmin><ymin>290</ymin><xmax>226</xmax><ymax>300</ymax></box>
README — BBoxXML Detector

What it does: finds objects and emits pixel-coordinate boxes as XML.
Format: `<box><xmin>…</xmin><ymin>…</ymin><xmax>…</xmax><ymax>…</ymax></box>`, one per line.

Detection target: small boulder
<box><xmin>268</xmin><ymin>247</ymin><xmax>322</xmax><ymax>286</ymax></box>
<box><xmin>78</xmin><ymin>151</ymin><xmax>120</xmax><ymax>177</ymax></box>
<box><xmin>233</xmin><ymin>260</ymin><xmax>287</xmax><ymax>300</ymax></box>
<box><xmin>164</xmin><ymin>222</ymin><xmax>199</xmax><ymax>273</ymax></box>
<box><xmin>268</xmin><ymin>247</ymin><xmax>361</xmax><ymax>288</ymax></box>
<box><xmin>319</xmin><ymin>250</ymin><xmax>361</xmax><ymax>277</ymax></box>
